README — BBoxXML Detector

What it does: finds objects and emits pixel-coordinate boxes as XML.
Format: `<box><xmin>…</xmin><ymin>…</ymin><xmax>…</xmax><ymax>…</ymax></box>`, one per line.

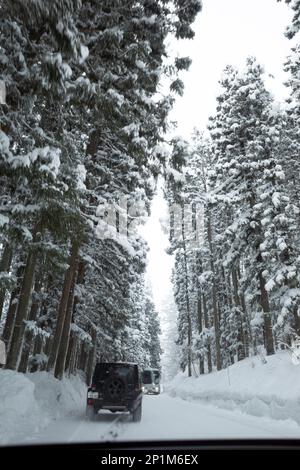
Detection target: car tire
<box><xmin>86</xmin><ymin>405</ymin><xmax>97</xmax><ymax>421</ymax></box>
<box><xmin>132</xmin><ymin>404</ymin><xmax>142</xmax><ymax>422</ymax></box>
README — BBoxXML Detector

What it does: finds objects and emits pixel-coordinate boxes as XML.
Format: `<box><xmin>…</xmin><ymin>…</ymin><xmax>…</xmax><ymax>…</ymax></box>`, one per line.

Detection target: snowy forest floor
<box><xmin>1</xmin><ymin>351</ymin><xmax>300</xmax><ymax>445</ymax></box>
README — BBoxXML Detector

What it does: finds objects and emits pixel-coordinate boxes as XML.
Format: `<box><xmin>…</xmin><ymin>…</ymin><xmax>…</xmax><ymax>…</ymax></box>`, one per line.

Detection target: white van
<box><xmin>141</xmin><ymin>368</ymin><xmax>161</xmax><ymax>395</ymax></box>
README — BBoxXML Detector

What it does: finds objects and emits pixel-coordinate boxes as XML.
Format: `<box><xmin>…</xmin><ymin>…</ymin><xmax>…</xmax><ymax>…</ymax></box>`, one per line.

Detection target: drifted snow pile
<box><xmin>0</xmin><ymin>370</ymin><xmax>87</xmax><ymax>444</ymax></box>
<box><xmin>166</xmin><ymin>351</ymin><xmax>300</xmax><ymax>425</ymax></box>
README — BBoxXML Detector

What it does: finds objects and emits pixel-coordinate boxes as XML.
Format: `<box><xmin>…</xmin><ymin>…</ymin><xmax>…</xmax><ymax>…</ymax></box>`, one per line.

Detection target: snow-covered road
<box><xmin>23</xmin><ymin>394</ymin><xmax>300</xmax><ymax>445</ymax></box>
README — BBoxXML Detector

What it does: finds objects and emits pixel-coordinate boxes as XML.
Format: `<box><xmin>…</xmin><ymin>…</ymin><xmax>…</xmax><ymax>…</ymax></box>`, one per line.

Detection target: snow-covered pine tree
<box><xmin>278</xmin><ymin>0</ymin><xmax>300</xmax><ymax>38</ymax></box>
<box><xmin>0</xmin><ymin>0</ymin><xmax>89</xmax><ymax>371</ymax></box>
<box><xmin>270</xmin><ymin>0</ymin><xmax>300</xmax><ymax>341</ymax></box>
<box><xmin>207</xmin><ymin>59</ymin><xmax>274</xmax><ymax>356</ymax></box>
<box><xmin>208</xmin><ymin>56</ymin><xmax>300</xmax><ymax>355</ymax></box>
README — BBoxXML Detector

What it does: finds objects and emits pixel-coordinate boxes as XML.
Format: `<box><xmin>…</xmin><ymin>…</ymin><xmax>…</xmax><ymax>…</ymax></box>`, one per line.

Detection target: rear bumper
<box><xmin>89</xmin><ymin>399</ymin><xmax>130</xmax><ymax>410</ymax></box>
<box><xmin>87</xmin><ymin>394</ymin><xmax>142</xmax><ymax>412</ymax></box>
<box><xmin>102</xmin><ymin>405</ymin><xmax>127</xmax><ymax>411</ymax></box>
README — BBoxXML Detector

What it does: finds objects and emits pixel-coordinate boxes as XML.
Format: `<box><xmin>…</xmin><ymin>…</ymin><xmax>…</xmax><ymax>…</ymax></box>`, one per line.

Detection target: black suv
<box><xmin>86</xmin><ymin>362</ymin><xmax>143</xmax><ymax>422</ymax></box>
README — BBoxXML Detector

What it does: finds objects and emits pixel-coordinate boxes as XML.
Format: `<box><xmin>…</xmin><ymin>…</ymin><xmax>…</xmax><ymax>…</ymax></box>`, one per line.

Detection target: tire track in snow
<box><xmin>66</xmin><ymin>412</ymin><xmax>131</xmax><ymax>443</ymax></box>
<box><xmin>99</xmin><ymin>413</ymin><xmax>131</xmax><ymax>441</ymax></box>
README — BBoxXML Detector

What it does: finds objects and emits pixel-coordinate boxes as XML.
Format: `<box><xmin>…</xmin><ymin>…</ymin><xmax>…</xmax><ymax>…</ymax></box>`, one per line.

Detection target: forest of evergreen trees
<box><xmin>167</xmin><ymin>0</ymin><xmax>300</xmax><ymax>376</ymax></box>
<box><xmin>1</xmin><ymin>0</ymin><xmax>300</xmax><ymax>385</ymax></box>
<box><xmin>0</xmin><ymin>0</ymin><xmax>201</xmax><ymax>383</ymax></box>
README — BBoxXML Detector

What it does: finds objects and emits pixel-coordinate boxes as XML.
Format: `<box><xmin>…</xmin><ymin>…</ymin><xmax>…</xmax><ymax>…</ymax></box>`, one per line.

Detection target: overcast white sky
<box><xmin>143</xmin><ymin>0</ymin><xmax>296</xmax><ymax>313</ymax></box>
<box><xmin>170</xmin><ymin>0</ymin><xmax>295</xmax><ymax>138</ymax></box>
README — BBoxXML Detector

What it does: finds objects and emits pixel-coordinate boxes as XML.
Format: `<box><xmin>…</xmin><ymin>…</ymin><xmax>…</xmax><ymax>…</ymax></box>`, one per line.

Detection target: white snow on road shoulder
<box><xmin>0</xmin><ymin>370</ymin><xmax>86</xmax><ymax>445</ymax></box>
<box><xmin>166</xmin><ymin>351</ymin><xmax>300</xmax><ymax>425</ymax></box>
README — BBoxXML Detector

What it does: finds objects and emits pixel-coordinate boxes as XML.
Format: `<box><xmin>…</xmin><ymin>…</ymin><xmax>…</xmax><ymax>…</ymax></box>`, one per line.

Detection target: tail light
<box><xmin>87</xmin><ymin>398</ymin><xmax>93</xmax><ymax>405</ymax></box>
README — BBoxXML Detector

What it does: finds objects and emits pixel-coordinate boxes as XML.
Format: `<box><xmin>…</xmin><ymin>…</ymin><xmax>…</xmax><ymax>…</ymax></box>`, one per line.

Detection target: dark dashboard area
<box><xmin>2</xmin><ymin>439</ymin><xmax>300</xmax><ymax>462</ymax></box>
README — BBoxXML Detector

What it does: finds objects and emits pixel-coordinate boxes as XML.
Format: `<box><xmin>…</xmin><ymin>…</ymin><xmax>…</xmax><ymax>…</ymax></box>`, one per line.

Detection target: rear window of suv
<box><xmin>93</xmin><ymin>364</ymin><xmax>135</xmax><ymax>383</ymax></box>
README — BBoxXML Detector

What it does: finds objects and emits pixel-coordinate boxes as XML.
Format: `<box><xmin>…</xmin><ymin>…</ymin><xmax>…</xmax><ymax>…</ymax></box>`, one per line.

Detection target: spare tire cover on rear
<box><xmin>104</xmin><ymin>375</ymin><xmax>126</xmax><ymax>401</ymax></box>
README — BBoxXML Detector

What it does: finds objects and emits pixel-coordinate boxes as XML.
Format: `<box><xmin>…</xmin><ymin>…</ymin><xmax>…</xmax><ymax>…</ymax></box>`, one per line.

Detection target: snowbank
<box><xmin>166</xmin><ymin>351</ymin><xmax>300</xmax><ymax>425</ymax></box>
<box><xmin>0</xmin><ymin>370</ymin><xmax>87</xmax><ymax>445</ymax></box>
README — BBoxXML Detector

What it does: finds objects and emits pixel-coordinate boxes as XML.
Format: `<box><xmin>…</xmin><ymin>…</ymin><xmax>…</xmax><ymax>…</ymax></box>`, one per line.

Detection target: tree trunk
<box><xmin>197</xmin><ymin>291</ymin><xmax>205</xmax><ymax>375</ymax></box>
<box><xmin>237</xmin><ymin>265</ymin><xmax>250</xmax><ymax>358</ymax></box>
<box><xmin>0</xmin><ymin>242</ymin><xmax>13</xmax><ymax>321</ymax></box>
<box><xmin>196</xmin><ymin>253</ymin><xmax>205</xmax><ymax>375</ymax></box>
<box><xmin>86</xmin><ymin>326</ymin><xmax>97</xmax><ymax>386</ymax></box>
<box><xmin>258</xmin><ymin>270</ymin><xmax>275</xmax><ymax>356</ymax></box>
<box><xmin>78</xmin><ymin>342</ymin><xmax>87</xmax><ymax>372</ymax></box>
<box><xmin>231</xmin><ymin>267</ymin><xmax>246</xmax><ymax>361</ymax></box>
<box><xmin>70</xmin><ymin>337</ymin><xmax>80</xmax><ymax>376</ymax></box>
<box><xmin>44</xmin><ymin>335</ymin><xmax>52</xmax><ymax>357</ymax></box>
<box><xmin>47</xmin><ymin>242</ymin><xmax>79</xmax><ymax>372</ymax></box>
<box><xmin>207</xmin><ymin>214</ymin><xmax>222</xmax><ymax>370</ymax></box>
<box><xmin>202</xmin><ymin>293</ymin><xmax>212</xmax><ymax>373</ymax></box>
<box><xmin>6</xmin><ymin>226</ymin><xmax>41</xmax><ymax>370</ymax></box>
<box><xmin>72</xmin><ymin>258</ymin><xmax>85</xmax><ymax>318</ymax></box>
<box><xmin>1</xmin><ymin>268</ymin><xmax>22</xmax><ymax>352</ymax></box>
<box><xmin>18</xmin><ymin>280</ymin><xmax>41</xmax><ymax>373</ymax></box>
<box><xmin>65</xmin><ymin>330</ymin><xmax>74</xmax><ymax>374</ymax></box>
<box><xmin>38</xmin><ymin>335</ymin><xmax>52</xmax><ymax>372</ymax></box>
<box><xmin>292</xmin><ymin>304</ymin><xmax>300</xmax><ymax>337</ymax></box>
<box><xmin>63</xmin><ymin>257</ymin><xmax>86</xmax><ymax>377</ymax></box>
<box><xmin>30</xmin><ymin>334</ymin><xmax>44</xmax><ymax>372</ymax></box>
<box><xmin>48</xmin><ymin>241</ymin><xmax>79</xmax><ymax>377</ymax></box>
<box><xmin>181</xmin><ymin>206</ymin><xmax>192</xmax><ymax>377</ymax></box>
<box><xmin>54</xmin><ymin>254</ymin><xmax>77</xmax><ymax>379</ymax></box>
